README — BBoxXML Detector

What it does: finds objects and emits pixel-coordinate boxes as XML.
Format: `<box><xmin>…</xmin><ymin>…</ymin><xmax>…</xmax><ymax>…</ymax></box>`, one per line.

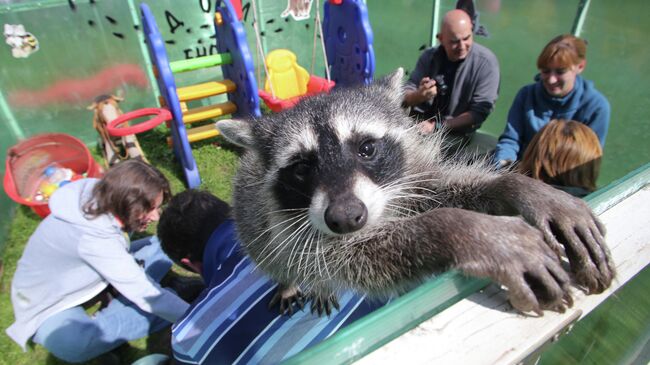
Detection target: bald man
<box><xmin>403</xmin><ymin>9</ymin><xmax>500</xmax><ymax>148</ymax></box>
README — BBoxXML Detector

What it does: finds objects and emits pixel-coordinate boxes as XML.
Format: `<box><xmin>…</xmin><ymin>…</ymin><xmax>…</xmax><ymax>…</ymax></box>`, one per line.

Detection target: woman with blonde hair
<box><xmin>494</xmin><ymin>34</ymin><xmax>610</xmax><ymax>167</ymax></box>
<box><xmin>518</xmin><ymin>119</ymin><xmax>602</xmax><ymax>197</ymax></box>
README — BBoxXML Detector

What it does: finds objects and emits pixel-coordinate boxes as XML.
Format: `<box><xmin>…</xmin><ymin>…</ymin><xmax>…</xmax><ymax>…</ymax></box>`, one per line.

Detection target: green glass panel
<box><xmin>284</xmin><ymin>272</ymin><xmax>490</xmax><ymax>365</ymax></box>
<box><xmin>1</xmin><ymin>1</ymin><xmax>650</xmax><ymax>361</ymax></box>
<box><xmin>576</xmin><ymin>0</ymin><xmax>650</xmax><ymax>188</ymax></box>
<box><xmin>240</xmin><ymin>0</ymin><xmax>330</xmax><ymax>87</ymax></box>
<box><xmin>540</xmin><ymin>266</ymin><xmax>650</xmax><ymax>365</ymax></box>
<box><xmin>0</xmin><ymin>0</ymin><xmax>156</xmax><ymax>150</ymax></box>
<box><xmin>367</xmin><ymin>0</ymin><xmax>434</xmax><ymax>77</ymax></box>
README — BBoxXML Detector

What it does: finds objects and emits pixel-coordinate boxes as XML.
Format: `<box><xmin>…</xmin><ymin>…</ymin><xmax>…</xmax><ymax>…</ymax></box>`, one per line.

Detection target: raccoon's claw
<box><xmin>457</xmin><ymin>214</ymin><xmax>575</xmax><ymax>315</ymax></box>
<box><xmin>496</xmin><ymin>174</ymin><xmax>615</xmax><ymax>294</ymax></box>
<box><xmin>269</xmin><ymin>285</ymin><xmax>304</xmax><ymax>316</ymax></box>
<box><xmin>309</xmin><ymin>294</ymin><xmax>340</xmax><ymax>317</ymax></box>
<box><xmin>504</xmin><ymin>253</ymin><xmax>573</xmax><ymax>315</ymax></box>
<box><xmin>498</xmin><ymin>223</ymin><xmax>574</xmax><ymax>315</ymax></box>
<box><xmin>543</xmin><ymin>219</ymin><xmax>615</xmax><ymax>295</ymax></box>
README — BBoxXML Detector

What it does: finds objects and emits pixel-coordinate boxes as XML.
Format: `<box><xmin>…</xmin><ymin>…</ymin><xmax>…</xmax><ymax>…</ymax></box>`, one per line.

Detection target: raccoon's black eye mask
<box><xmin>274</xmin><ymin>155</ymin><xmax>317</xmax><ymax>209</ymax></box>
<box><xmin>284</xmin><ymin>152</ymin><xmax>317</xmax><ymax>183</ymax></box>
<box><xmin>291</xmin><ymin>160</ymin><xmax>312</xmax><ymax>182</ymax></box>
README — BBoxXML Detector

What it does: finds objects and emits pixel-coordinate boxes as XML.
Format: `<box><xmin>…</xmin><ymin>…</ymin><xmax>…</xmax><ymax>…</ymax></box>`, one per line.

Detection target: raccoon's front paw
<box><xmin>460</xmin><ymin>217</ymin><xmax>574</xmax><ymax>315</ymax></box>
<box><xmin>498</xmin><ymin>174</ymin><xmax>615</xmax><ymax>294</ymax></box>
<box><xmin>308</xmin><ymin>293</ymin><xmax>340</xmax><ymax>317</ymax></box>
<box><xmin>499</xmin><ymin>221</ymin><xmax>574</xmax><ymax>315</ymax></box>
<box><xmin>269</xmin><ymin>284</ymin><xmax>305</xmax><ymax>316</ymax></box>
<box><xmin>539</xmin><ymin>199</ymin><xmax>614</xmax><ymax>295</ymax></box>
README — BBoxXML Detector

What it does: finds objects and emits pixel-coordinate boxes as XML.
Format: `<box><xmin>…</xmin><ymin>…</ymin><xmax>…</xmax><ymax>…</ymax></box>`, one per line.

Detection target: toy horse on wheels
<box><xmin>88</xmin><ymin>94</ymin><xmax>148</xmax><ymax>167</ymax></box>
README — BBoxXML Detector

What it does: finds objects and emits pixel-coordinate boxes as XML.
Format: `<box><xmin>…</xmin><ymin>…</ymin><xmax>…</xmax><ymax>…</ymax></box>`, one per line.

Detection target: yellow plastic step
<box><xmin>167</xmin><ymin>123</ymin><xmax>220</xmax><ymax>146</ymax></box>
<box><xmin>182</xmin><ymin>101</ymin><xmax>237</xmax><ymax>124</ymax></box>
<box><xmin>176</xmin><ymin>80</ymin><xmax>236</xmax><ymax>102</ymax></box>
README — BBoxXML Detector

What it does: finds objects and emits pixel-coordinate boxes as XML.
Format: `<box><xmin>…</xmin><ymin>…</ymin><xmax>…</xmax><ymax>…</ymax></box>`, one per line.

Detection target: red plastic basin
<box><xmin>3</xmin><ymin>133</ymin><xmax>103</xmax><ymax>218</ymax></box>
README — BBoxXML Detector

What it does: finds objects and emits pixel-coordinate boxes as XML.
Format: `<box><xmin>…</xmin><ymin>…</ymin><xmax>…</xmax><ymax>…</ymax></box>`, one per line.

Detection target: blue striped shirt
<box><xmin>171</xmin><ymin>220</ymin><xmax>386</xmax><ymax>364</ymax></box>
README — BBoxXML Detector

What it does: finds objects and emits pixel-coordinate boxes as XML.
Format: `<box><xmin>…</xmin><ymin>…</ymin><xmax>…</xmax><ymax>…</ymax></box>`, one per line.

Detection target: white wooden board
<box><xmin>356</xmin><ymin>186</ymin><xmax>650</xmax><ymax>365</ymax></box>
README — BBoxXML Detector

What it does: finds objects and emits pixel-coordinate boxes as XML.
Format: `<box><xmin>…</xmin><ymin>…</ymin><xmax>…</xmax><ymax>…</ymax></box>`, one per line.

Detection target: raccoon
<box><xmin>216</xmin><ymin>68</ymin><xmax>614</xmax><ymax>315</ymax></box>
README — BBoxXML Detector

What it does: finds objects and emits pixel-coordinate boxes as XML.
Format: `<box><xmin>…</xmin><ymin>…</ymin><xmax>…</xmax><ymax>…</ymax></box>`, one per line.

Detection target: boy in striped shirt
<box><xmin>158</xmin><ymin>190</ymin><xmax>386</xmax><ymax>364</ymax></box>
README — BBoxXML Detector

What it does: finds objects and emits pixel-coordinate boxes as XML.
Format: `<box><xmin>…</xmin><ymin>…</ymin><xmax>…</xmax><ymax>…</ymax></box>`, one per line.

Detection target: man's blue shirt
<box><xmin>172</xmin><ymin>220</ymin><xmax>386</xmax><ymax>364</ymax></box>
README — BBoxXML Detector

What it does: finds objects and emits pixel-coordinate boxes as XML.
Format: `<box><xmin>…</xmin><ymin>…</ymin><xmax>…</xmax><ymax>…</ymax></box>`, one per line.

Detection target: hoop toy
<box><xmin>107</xmin><ymin>108</ymin><xmax>172</xmax><ymax>137</ymax></box>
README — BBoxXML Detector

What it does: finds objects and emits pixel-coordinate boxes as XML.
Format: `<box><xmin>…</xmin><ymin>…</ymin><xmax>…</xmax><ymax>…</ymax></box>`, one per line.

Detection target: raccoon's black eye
<box><xmin>292</xmin><ymin>161</ymin><xmax>311</xmax><ymax>181</ymax></box>
<box><xmin>358</xmin><ymin>140</ymin><xmax>376</xmax><ymax>159</ymax></box>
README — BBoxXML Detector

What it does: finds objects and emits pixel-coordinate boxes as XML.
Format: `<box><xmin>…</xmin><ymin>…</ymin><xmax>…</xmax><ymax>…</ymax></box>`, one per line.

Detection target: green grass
<box><xmin>0</xmin><ymin>123</ymin><xmax>240</xmax><ymax>365</ymax></box>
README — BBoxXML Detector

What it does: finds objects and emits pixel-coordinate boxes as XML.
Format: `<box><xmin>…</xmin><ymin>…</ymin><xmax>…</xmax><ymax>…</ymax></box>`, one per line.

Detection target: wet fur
<box><xmin>217</xmin><ymin>69</ymin><xmax>614</xmax><ymax>313</ymax></box>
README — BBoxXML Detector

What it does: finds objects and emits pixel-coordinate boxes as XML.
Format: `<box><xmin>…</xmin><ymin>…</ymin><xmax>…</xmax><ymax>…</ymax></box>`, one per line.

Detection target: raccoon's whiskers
<box><xmin>257</xmin><ymin>213</ymin><xmax>310</xmax><ymax>267</ymax></box>
<box><xmin>265</xmin><ymin>213</ymin><xmax>311</xmax><ymax>266</ymax></box>
<box><xmin>286</xmin><ymin>220</ymin><xmax>310</xmax><ymax>268</ymax></box>
<box><xmin>277</xmin><ymin>181</ymin><xmax>316</xmax><ymax>201</ymax></box>
<box><xmin>381</xmin><ymin>176</ymin><xmax>440</xmax><ymax>194</ymax></box>
<box><xmin>381</xmin><ymin>175</ymin><xmax>440</xmax><ymax>196</ymax></box>
<box><xmin>402</xmin><ymin>124</ymin><xmax>420</xmax><ymax>134</ymax></box>
<box><xmin>403</xmin><ymin>184</ymin><xmax>439</xmax><ymax>196</ymax></box>
<box><xmin>286</xmin><ymin>217</ymin><xmax>314</xmax><ymax>272</ymax></box>
<box><xmin>248</xmin><ymin>210</ymin><xmax>306</xmax><ymax>248</ymax></box>
<box><xmin>314</xmin><ymin>235</ymin><xmax>325</xmax><ymax>278</ymax></box>
<box><xmin>382</xmin><ymin>173</ymin><xmax>443</xmax><ymax>206</ymax></box>
<box><xmin>319</xmin><ymin>232</ymin><xmax>333</xmax><ymax>280</ymax></box>
<box><xmin>385</xmin><ymin>204</ymin><xmax>420</xmax><ymax>217</ymax></box>
<box><xmin>305</xmin><ymin>229</ymin><xmax>324</xmax><ymax>280</ymax></box>
<box><xmin>298</xmin><ymin>227</ymin><xmax>319</xmax><ymax>279</ymax></box>
<box><xmin>243</xmin><ymin>180</ymin><xmax>267</xmax><ymax>188</ymax></box>
<box><xmin>390</xmin><ymin>191</ymin><xmax>442</xmax><ymax>207</ymax></box>
<box><xmin>263</xmin><ymin>207</ymin><xmax>309</xmax><ymax>216</ymax></box>
<box><xmin>382</xmin><ymin>170</ymin><xmax>438</xmax><ymax>184</ymax></box>
<box><xmin>294</xmin><ymin>226</ymin><xmax>330</xmax><ymax>288</ymax></box>
<box><xmin>329</xmin><ymin>237</ymin><xmax>351</xmax><ymax>281</ymax></box>
<box><xmin>326</xmin><ymin>236</ymin><xmax>353</xmax><ymax>279</ymax></box>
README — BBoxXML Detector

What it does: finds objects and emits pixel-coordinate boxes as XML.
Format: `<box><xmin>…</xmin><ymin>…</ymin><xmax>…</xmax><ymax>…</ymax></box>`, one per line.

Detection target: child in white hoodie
<box><xmin>7</xmin><ymin>160</ymin><xmax>189</xmax><ymax>363</ymax></box>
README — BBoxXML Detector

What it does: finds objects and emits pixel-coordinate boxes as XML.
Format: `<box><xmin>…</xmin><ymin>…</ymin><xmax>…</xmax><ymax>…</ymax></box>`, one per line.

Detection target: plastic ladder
<box><xmin>140</xmin><ymin>1</ymin><xmax>260</xmax><ymax>188</ymax></box>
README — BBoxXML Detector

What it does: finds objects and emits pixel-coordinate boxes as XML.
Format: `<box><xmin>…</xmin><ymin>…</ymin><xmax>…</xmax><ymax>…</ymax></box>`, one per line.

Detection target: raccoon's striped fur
<box><xmin>217</xmin><ymin>69</ymin><xmax>614</xmax><ymax>314</ymax></box>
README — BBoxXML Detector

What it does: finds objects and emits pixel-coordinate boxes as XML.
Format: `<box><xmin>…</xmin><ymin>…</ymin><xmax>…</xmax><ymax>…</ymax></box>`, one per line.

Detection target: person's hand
<box><xmin>417</xmin><ymin>119</ymin><xmax>436</xmax><ymax>134</ymax></box>
<box><xmin>403</xmin><ymin>77</ymin><xmax>438</xmax><ymax>106</ymax></box>
<box><xmin>416</xmin><ymin>77</ymin><xmax>438</xmax><ymax>102</ymax></box>
<box><xmin>497</xmin><ymin>159</ymin><xmax>513</xmax><ymax>169</ymax></box>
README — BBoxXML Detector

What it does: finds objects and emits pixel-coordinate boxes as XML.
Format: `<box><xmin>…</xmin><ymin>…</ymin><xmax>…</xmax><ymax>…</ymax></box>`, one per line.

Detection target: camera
<box><xmin>434</xmin><ymin>74</ymin><xmax>448</xmax><ymax>96</ymax></box>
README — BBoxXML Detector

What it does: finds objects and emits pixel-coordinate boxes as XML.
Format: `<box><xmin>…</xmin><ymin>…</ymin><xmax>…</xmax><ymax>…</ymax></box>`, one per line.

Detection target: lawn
<box><xmin>0</xmin><ymin>124</ymin><xmax>240</xmax><ymax>365</ymax></box>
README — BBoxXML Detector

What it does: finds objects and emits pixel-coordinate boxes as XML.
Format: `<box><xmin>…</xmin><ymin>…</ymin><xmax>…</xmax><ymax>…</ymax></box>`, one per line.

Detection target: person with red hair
<box><xmin>517</xmin><ymin>119</ymin><xmax>602</xmax><ymax>197</ymax></box>
<box><xmin>494</xmin><ymin>34</ymin><xmax>610</xmax><ymax>167</ymax></box>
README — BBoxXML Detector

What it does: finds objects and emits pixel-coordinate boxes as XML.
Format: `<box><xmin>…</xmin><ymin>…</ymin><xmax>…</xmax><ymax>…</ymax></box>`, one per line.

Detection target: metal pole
<box><xmin>126</xmin><ymin>0</ymin><xmax>160</xmax><ymax>101</ymax></box>
<box><xmin>571</xmin><ymin>0</ymin><xmax>592</xmax><ymax>37</ymax></box>
<box><xmin>431</xmin><ymin>0</ymin><xmax>441</xmax><ymax>46</ymax></box>
<box><xmin>0</xmin><ymin>88</ymin><xmax>24</xmax><ymax>140</ymax></box>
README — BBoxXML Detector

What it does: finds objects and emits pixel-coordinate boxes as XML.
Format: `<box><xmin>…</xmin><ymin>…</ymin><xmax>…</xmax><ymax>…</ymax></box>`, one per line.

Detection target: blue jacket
<box><xmin>493</xmin><ymin>75</ymin><xmax>610</xmax><ymax>163</ymax></box>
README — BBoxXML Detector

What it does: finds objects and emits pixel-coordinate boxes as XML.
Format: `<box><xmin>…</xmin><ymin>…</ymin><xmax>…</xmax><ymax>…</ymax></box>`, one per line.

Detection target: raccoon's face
<box><xmin>218</xmin><ymin>68</ymin><xmax>412</xmax><ymax>237</ymax></box>
<box><xmin>272</xmin><ymin>114</ymin><xmax>407</xmax><ymax>235</ymax></box>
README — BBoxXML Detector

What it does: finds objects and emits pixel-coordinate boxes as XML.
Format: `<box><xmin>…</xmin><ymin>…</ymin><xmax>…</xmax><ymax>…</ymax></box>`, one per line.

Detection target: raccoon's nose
<box><xmin>325</xmin><ymin>195</ymin><xmax>368</xmax><ymax>234</ymax></box>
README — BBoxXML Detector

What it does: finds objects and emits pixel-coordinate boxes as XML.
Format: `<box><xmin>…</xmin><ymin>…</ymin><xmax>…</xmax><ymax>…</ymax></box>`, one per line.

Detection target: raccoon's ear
<box><xmin>215</xmin><ymin>119</ymin><xmax>255</xmax><ymax>149</ymax></box>
<box><xmin>378</xmin><ymin>68</ymin><xmax>405</xmax><ymax>104</ymax></box>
